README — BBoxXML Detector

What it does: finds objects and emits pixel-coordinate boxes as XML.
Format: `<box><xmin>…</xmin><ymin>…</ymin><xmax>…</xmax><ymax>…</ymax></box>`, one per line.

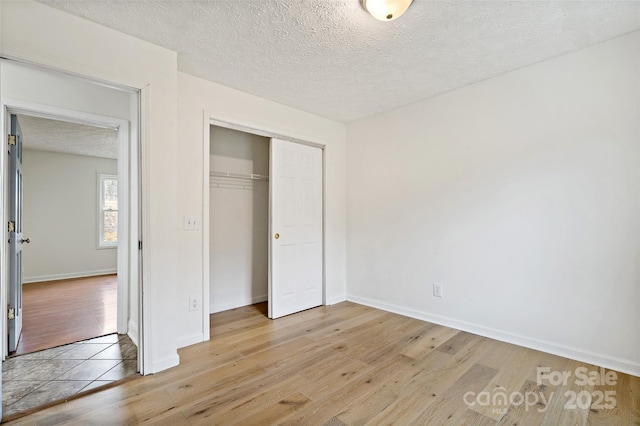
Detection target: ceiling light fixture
<box><xmin>362</xmin><ymin>0</ymin><xmax>413</xmax><ymax>21</ymax></box>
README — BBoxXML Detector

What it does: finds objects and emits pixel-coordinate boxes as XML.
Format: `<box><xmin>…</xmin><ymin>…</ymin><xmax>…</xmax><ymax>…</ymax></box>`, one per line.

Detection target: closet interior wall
<box><xmin>209</xmin><ymin>126</ymin><xmax>269</xmax><ymax>313</ymax></box>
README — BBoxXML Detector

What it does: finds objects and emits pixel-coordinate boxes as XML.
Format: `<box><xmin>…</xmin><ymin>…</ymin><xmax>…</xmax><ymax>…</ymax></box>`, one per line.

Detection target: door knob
<box><xmin>274</xmin><ymin>233</ymin><xmax>280</xmax><ymax>239</ymax></box>
<box><xmin>21</xmin><ymin>238</ymin><xmax>30</xmax><ymax>244</ymax></box>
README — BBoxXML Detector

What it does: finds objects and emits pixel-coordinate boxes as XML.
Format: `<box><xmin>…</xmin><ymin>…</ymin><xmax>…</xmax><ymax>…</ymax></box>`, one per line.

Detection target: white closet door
<box><xmin>269</xmin><ymin>138</ymin><xmax>323</xmax><ymax>319</ymax></box>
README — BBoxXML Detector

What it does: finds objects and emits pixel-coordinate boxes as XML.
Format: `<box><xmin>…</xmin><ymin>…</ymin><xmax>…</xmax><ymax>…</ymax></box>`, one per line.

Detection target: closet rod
<box><xmin>210</xmin><ymin>170</ymin><xmax>269</xmax><ymax>181</ymax></box>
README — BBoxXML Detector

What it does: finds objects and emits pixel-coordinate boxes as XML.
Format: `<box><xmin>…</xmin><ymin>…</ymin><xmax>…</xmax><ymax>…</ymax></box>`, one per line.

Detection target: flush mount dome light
<box><xmin>362</xmin><ymin>0</ymin><xmax>414</xmax><ymax>21</ymax></box>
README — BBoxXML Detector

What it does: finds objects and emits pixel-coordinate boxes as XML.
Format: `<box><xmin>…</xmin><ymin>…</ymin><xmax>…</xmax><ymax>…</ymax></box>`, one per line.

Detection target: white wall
<box><xmin>1</xmin><ymin>0</ymin><xmax>179</xmax><ymax>373</ymax></box>
<box><xmin>22</xmin><ymin>150</ymin><xmax>117</xmax><ymax>282</ymax></box>
<box><xmin>209</xmin><ymin>126</ymin><xmax>269</xmax><ymax>313</ymax></box>
<box><xmin>347</xmin><ymin>32</ymin><xmax>640</xmax><ymax>375</ymax></box>
<box><xmin>177</xmin><ymin>72</ymin><xmax>348</xmax><ymax>347</ymax></box>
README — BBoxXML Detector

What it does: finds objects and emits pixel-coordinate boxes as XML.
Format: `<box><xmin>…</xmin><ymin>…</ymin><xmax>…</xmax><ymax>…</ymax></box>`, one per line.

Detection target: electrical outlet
<box><xmin>433</xmin><ymin>283</ymin><xmax>443</xmax><ymax>298</ymax></box>
<box><xmin>183</xmin><ymin>215</ymin><xmax>200</xmax><ymax>231</ymax></box>
<box><xmin>189</xmin><ymin>295</ymin><xmax>199</xmax><ymax>312</ymax></box>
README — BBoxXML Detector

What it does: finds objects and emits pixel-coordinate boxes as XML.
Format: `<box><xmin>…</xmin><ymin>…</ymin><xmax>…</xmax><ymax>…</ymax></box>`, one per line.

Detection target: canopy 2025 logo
<box><xmin>463</xmin><ymin>366</ymin><xmax>617</xmax><ymax>414</ymax></box>
<box><xmin>538</xmin><ymin>366</ymin><xmax>617</xmax><ymax>410</ymax></box>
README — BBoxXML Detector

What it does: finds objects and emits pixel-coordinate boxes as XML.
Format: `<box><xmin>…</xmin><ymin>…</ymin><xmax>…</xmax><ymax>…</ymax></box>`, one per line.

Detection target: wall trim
<box><xmin>127</xmin><ymin>318</ymin><xmax>139</xmax><ymax>348</ymax></box>
<box><xmin>177</xmin><ymin>332</ymin><xmax>204</xmax><ymax>349</ymax></box>
<box><xmin>211</xmin><ymin>295</ymin><xmax>268</xmax><ymax>314</ymax></box>
<box><xmin>23</xmin><ymin>269</ymin><xmax>117</xmax><ymax>284</ymax></box>
<box><xmin>326</xmin><ymin>295</ymin><xmax>347</xmax><ymax>306</ymax></box>
<box><xmin>149</xmin><ymin>353</ymin><xmax>180</xmax><ymax>374</ymax></box>
<box><xmin>347</xmin><ymin>294</ymin><xmax>640</xmax><ymax>377</ymax></box>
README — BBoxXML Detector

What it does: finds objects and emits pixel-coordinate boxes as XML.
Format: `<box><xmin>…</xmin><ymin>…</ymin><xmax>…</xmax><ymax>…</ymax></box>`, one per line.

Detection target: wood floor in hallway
<box><xmin>14</xmin><ymin>275</ymin><xmax>117</xmax><ymax>355</ymax></box>
<box><xmin>5</xmin><ymin>301</ymin><xmax>639</xmax><ymax>425</ymax></box>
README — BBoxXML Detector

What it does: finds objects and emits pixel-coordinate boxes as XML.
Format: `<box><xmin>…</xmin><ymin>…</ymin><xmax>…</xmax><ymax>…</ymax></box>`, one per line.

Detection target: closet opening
<box><xmin>206</xmin><ymin>122</ymin><xmax>325</xmax><ymax>323</ymax></box>
<box><xmin>209</xmin><ymin>126</ymin><xmax>270</xmax><ymax>315</ymax></box>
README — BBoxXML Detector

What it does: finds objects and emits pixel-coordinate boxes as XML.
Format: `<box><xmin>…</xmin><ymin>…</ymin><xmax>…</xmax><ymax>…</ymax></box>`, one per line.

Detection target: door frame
<box><xmin>0</xmin><ymin>97</ymin><xmax>134</xmax><ymax>356</ymax></box>
<box><xmin>202</xmin><ymin>111</ymin><xmax>326</xmax><ymax>340</ymax></box>
<box><xmin>7</xmin><ymin>113</ymin><xmax>24</xmax><ymax>353</ymax></box>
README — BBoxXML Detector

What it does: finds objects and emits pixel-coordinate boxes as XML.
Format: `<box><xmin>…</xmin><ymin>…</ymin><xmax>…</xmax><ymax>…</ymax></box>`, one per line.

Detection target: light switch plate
<box><xmin>433</xmin><ymin>283</ymin><xmax>443</xmax><ymax>298</ymax></box>
<box><xmin>189</xmin><ymin>295</ymin><xmax>199</xmax><ymax>312</ymax></box>
<box><xmin>183</xmin><ymin>215</ymin><xmax>200</xmax><ymax>231</ymax></box>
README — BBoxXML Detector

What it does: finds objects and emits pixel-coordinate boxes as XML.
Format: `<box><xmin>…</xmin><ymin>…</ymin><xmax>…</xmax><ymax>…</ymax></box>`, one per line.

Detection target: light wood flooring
<box><xmin>15</xmin><ymin>275</ymin><xmax>117</xmax><ymax>355</ymax></box>
<box><xmin>5</xmin><ymin>301</ymin><xmax>639</xmax><ymax>425</ymax></box>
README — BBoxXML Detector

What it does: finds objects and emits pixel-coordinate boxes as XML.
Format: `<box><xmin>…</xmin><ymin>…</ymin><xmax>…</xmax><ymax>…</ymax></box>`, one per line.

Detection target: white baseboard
<box><xmin>177</xmin><ymin>333</ymin><xmax>204</xmax><ymax>349</ymax></box>
<box><xmin>347</xmin><ymin>294</ymin><xmax>640</xmax><ymax>377</ymax></box>
<box><xmin>210</xmin><ymin>294</ymin><xmax>268</xmax><ymax>314</ymax></box>
<box><xmin>209</xmin><ymin>293</ymin><xmax>346</xmax><ymax>313</ymax></box>
<box><xmin>326</xmin><ymin>294</ymin><xmax>347</xmax><ymax>306</ymax></box>
<box><xmin>23</xmin><ymin>269</ymin><xmax>117</xmax><ymax>284</ymax></box>
<box><xmin>148</xmin><ymin>353</ymin><xmax>180</xmax><ymax>374</ymax></box>
<box><xmin>127</xmin><ymin>319</ymin><xmax>139</xmax><ymax>348</ymax></box>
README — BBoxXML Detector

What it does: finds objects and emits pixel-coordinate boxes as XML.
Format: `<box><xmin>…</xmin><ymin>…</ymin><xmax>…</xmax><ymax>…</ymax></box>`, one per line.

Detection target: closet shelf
<box><xmin>210</xmin><ymin>170</ymin><xmax>269</xmax><ymax>181</ymax></box>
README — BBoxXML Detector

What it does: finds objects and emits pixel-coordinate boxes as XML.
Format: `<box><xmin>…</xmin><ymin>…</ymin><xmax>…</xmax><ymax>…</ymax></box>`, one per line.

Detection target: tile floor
<box><xmin>2</xmin><ymin>333</ymin><xmax>138</xmax><ymax>418</ymax></box>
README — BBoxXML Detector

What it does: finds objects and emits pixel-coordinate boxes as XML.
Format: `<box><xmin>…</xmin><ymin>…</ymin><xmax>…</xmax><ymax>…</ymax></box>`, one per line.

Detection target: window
<box><xmin>98</xmin><ymin>174</ymin><xmax>118</xmax><ymax>248</ymax></box>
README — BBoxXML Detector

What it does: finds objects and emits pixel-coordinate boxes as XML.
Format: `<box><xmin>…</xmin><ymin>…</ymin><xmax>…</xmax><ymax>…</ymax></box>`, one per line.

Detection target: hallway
<box><xmin>3</xmin><ymin>333</ymin><xmax>137</xmax><ymax>419</ymax></box>
<box><xmin>2</xmin><ymin>274</ymin><xmax>135</xmax><ymax>420</ymax></box>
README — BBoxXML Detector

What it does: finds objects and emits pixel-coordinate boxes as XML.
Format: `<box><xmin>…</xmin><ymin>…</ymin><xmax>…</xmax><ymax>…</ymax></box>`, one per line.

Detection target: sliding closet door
<box><xmin>269</xmin><ymin>138</ymin><xmax>323</xmax><ymax>319</ymax></box>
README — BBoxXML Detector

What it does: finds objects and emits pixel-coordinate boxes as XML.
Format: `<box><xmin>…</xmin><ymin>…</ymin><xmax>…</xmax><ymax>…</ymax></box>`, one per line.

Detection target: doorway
<box><xmin>0</xmin><ymin>59</ymin><xmax>142</xmax><ymax>418</ymax></box>
<box><xmin>209</xmin><ymin>126</ymin><xmax>270</xmax><ymax>314</ymax></box>
<box><xmin>206</xmin><ymin>121</ymin><xmax>325</xmax><ymax>323</ymax></box>
<box><xmin>11</xmin><ymin>114</ymin><xmax>121</xmax><ymax>355</ymax></box>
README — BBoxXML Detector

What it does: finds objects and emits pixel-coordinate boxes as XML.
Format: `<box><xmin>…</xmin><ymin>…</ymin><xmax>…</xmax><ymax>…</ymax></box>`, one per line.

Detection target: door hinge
<box><xmin>7</xmin><ymin>307</ymin><xmax>14</xmax><ymax>320</ymax></box>
<box><xmin>8</xmin><ymin>134</ymin><xmax>16</xmax><ymax>146</ymax></box>
<box><xmin>138</xmin><ymin>240</ymin><xmax>142</xmax><ymax>250</ymax></box>
<box><xmin>8</xmin><ymin>221</ymin><xmax>15</xmax><ymax>232</ymax></box>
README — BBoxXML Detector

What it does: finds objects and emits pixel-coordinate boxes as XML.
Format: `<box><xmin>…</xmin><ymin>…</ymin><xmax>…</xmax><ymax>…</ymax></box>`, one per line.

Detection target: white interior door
<box><xmin>8</xmin><ymin>114</ymin><xmax>26</xmax><ymax>352</ymax></box>
<box><xmin>269</xmin><ymin>138</ymin><xmax>323</xmax><ymax>319</ymax></box>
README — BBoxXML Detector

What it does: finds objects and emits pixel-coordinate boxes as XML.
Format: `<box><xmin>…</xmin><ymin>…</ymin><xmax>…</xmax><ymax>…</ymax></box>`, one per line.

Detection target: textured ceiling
<box><xmin>38</xmin><ymin>0</ymin><xmax>640</xmax><ymax>123</ymax></box>
<box><xmin>18</xmin><ymin>114</ymin><xmax>118</xmax><ymax>159</ymax></box>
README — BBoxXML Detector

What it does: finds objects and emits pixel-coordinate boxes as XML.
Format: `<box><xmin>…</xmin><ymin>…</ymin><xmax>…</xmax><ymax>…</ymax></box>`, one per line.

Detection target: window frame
<box><xmin>97</xmin><ymin>173</ymin><xmax>118</xmax><ymax>249</ymax></box>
